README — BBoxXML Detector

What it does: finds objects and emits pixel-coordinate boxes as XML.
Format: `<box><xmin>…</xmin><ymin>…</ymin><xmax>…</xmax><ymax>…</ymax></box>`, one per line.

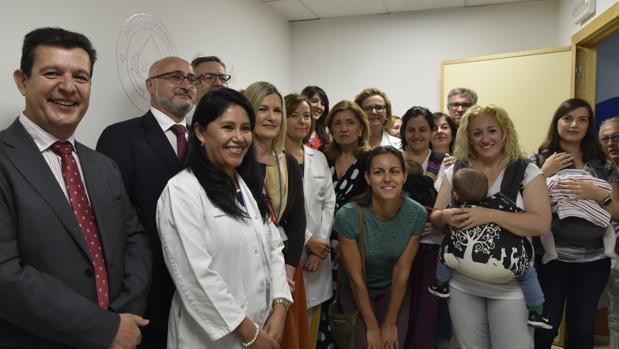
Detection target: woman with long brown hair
<box><xmin>284</xmin><ymin>93</ymin><xmax>336</xmax><ymax>348</ymax></box>
<box><xmin>532</xmin><ymin>98</ymin><xmax>619</xmax><ymax>349</ymax></box>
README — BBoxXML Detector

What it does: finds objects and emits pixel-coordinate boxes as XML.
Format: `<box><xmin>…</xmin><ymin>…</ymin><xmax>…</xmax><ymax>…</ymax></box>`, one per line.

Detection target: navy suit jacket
<box><xmin>96</xmin><ymin>111</ymin><xmax>183</xmax><ymax>348</ymax></box>
<box><xmin>0</xmin><ymin>119</ymin><xmax>152</xmax><ymax>349</ymax></box>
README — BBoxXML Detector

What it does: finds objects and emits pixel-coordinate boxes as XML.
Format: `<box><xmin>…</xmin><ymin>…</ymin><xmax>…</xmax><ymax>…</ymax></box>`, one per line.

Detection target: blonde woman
<box><xmin>244</xmin><ymin>82</ymin><xmax>309</xmax><ymax>349</ymax></box>
<box><xmin>431</xmin><ymin>105</ymin><xmax>551</xmax><ymax>348</ymax></box>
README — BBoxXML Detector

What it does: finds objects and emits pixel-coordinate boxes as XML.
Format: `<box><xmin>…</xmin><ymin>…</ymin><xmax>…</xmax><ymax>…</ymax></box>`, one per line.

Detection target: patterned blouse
<box><xmin>326</xmin><ymin>154</ymin><xmax>368</xmax><ymax>213</ymax></box>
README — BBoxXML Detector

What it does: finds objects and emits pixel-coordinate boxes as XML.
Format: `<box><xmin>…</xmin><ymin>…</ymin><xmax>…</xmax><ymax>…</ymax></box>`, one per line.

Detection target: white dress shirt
<box><xmin>150</xmin><ymin>107</ymin><xmax>188</xmax><ymax>157</ymax></box>
<box><xmin>18</xmin><ymin>113</ymin><xmax>89</xmax><ymax>202</ymax></box>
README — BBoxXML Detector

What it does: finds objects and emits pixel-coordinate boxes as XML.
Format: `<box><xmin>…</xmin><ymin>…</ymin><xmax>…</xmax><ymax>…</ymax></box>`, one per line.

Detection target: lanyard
<box><xmin>264</xmin><ymin>151</ymin><xmax>284</xmax><ymax>224</ymax></box>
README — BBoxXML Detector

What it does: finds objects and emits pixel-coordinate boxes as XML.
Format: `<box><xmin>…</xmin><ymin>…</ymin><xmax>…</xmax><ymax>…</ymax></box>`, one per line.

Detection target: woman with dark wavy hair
<box><xmin>532</xmin><ymin>98</ymin><xmax>619</xmax><ymax>349</ymax></box>
<box><xmin>157</xmin><ymin>88</ymin><xmax>291</xmax><ymax>349</ymax></box>
<box><xmin>431</xmin><ymin>112</ymin><xmax>458</xmax><ymax>167</ymax></box>
<box><xmin>302</xmin><ymin>85</ymin><xmax>331</xmax><ymax>149</ymax></box>
<box><xmin>430</xmin><ymin>112</ymin><xmax>456</xmax><ymax>154</ymax></box>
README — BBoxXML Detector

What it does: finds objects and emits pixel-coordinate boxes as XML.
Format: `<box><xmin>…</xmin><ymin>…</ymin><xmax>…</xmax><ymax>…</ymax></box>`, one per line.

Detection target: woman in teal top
<box><xmin>335</xmin><ymin>146</ymin><xmax>425</xmax><ymax>349</ymax></box>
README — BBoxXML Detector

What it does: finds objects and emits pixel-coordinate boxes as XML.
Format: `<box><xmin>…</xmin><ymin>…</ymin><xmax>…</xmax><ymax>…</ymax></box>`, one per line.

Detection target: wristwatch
<box><xmin>273</xmin><ymin>297</ymin><xmax>291</xmax><ymax>311</ymax></box>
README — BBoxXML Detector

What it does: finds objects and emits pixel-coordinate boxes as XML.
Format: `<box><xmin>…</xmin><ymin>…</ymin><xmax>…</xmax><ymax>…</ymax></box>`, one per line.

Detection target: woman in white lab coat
<box><xmin>157</xmin><ymin>88</ymin><xmax>292</xmax><ymax>349</ymax></box>
<box><xmin>284</xmin><ymin>93</ymin><xmax>336</xmax><ymax>347</ymax></box>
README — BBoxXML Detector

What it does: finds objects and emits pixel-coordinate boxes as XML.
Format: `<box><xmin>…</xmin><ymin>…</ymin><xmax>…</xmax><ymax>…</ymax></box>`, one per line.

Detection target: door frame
<box><xmin>571</xmin><ymin>3</ymin><xmax>619</xmax><ymax>104</ymax></box>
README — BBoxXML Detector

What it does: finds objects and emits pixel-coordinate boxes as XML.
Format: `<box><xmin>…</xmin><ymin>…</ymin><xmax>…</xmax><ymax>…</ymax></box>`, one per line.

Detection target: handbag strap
<box><xmin>357</xmin><ymin>203</ymin><xmax>366</xmax><ymax>279</ymax></box>
<box><xmin>336</xmin><ymin>203</ymin><xmax>366</xmax><ymax>305</ymax></box>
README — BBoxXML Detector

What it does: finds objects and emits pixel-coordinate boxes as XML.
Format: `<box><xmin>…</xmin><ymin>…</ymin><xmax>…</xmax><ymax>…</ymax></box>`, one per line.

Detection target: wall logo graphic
<box><xmin>117</xmin><ymin>14</ymin><xmax>176</xmax><ymax>111</ymax></box>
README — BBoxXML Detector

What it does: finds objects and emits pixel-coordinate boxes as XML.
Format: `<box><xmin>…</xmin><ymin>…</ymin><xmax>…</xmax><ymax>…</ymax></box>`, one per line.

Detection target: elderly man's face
<box><xmin>194</xmin><ymin>61</ymin><xmax>228</xmax><ymax>102</ymax></box>
<box><xmin>147</xmin><ymin>57</ymin><xmax>196</xmax><ymax>121</ymax></box>
<box><xmin>448</xmin><ymin>94</ymin><xmax>473</xmax><ymax>124</ymax></box>
<box><xmin>600</xmin><ymin>120</ymin><xmax>619</xmax><ymax>165</ymax></box>
<box><xmin>14</xmin><ymin>45</ymin><xmax>92</xmax><ymax>140</ymax></box>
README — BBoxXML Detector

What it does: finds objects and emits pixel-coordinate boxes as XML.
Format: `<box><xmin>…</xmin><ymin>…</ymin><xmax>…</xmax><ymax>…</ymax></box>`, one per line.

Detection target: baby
<box><xmin>429</xmin><ymin>168</ymin><xmax>552</xmax><ymax>330</ymax></box>
<box><xmin>541</xmin><ymin>168</ymin><xmax>614</xmax><ymax>263</ymax></box>
<box><xmin>404</xmin><ymin>159</ymin><xmax>437</xmax><ymax>213</ymax></box>
<box><xmin>405</xmin><ymin>159</ymin><xmax>424</xmax><ymax>177</ymax></box>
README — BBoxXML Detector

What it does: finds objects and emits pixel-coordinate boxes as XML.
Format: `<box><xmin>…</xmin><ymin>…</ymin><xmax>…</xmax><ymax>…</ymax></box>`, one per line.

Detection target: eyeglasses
<box><xmin>197</xmin><ymin>73</ymin><xmax>232</xmax><ymax>83</ymax></box>
<box><xmin>149</xmin><ymin>71</ymin><xmax>200</xmax><ymax>86</ymax></box>
<box><xmin>600</xmin><ymin>134</ymin><xmax>619</xmax><ymax>144</ymax></box>
<box><xmin>362</xmin><ymin>104</ymin><xmax>386</xmax><ymax>113</ymax></box>
<box><xmin>448</xmin><ymin>102</ymin><xmax>473</xmax><ymax>110</ymax></box>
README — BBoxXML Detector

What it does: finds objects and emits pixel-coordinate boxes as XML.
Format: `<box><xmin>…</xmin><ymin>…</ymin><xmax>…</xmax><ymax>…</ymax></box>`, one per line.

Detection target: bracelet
<box><xmin>241</xmin><ymin>322</ymin><xmax>259</xmax><ymax>347</ymax></box>
<box><xmin>273</xmin><ymin>297</ymin><xmax>291</xmax><ymax>311</ymax></box>
<box><xmin>602</xmin><ymin>193</ymin><xmax>613</xmax><ymax>206</ymax></box>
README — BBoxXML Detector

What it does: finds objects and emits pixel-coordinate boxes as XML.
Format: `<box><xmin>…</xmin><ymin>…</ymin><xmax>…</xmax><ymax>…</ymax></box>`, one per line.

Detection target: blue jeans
<box><xmin>436</xmin><ymin>261</ymin><xmax>545</xmax><ymax>307</ymax></box>
<box><xmin>436</xmin><ymin>260</ymin><xmax>453</xmax><ymax>284</ymax></box>
<box><xmin>519</xmin><ymin>262</ymin><xmax>545</xmax><ymax>307</ymax></box>
<box><xmin>534</xmin><ymin>256</ymin><xmax>611</xmax><ymax>349</ymax></box>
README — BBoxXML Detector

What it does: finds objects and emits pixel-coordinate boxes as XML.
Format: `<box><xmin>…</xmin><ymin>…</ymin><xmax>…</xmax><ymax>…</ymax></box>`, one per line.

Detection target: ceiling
<box><xmin>260</xmin><ymin>0</ymin><xmax>542</xmax><ymax>21</ymax></box>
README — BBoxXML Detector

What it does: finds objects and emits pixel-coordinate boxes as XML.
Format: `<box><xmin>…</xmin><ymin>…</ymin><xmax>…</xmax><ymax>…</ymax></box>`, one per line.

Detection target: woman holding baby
<box><xmin>431</xmin><ymin>104</ymin><xmax>551</xmax><ymax>348</ymax></box>
<box><xmin>532</xmin><ymin>98</ymin><xmax>619</xmax><ymax>349</ymax></box>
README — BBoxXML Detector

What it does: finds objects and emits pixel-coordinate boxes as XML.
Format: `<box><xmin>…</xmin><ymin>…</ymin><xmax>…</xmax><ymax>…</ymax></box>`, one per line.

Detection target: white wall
<box><xmin>557</xmin><ymin>0</ymin><xmax>618</xmax><ymax>44</ymax></box>
<box><xmin>0</xmin><ymin>0</ymin><xmax>290</xmax><ymax>147</ymax></box>
<box><xmin>290</xmin><ymin>0</ymin><xmax>561</xmax><ymax>116</ymax></box>
<box><xmin>4</xmin><ymin>0</ymin><xmax>613</xmax><ymax>147</ymax></box>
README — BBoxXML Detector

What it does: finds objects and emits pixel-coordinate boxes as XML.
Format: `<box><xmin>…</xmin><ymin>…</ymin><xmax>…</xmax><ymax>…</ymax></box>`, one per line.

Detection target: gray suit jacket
<box><xmin>0</xmin><ymin>119</ymin><xmax>152</xmax><ymax>349</ymax></box>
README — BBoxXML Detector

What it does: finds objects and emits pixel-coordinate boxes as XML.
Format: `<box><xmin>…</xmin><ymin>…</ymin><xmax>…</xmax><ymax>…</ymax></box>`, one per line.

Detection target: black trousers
<box><xmin>534</xmin><ymin>256</ymin><xmax>610</xmax><ymax>349</ymax></box>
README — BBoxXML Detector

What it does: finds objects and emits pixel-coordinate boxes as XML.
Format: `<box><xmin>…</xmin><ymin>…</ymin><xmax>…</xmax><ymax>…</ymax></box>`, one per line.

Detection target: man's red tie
<box><xmin>170</xmin><ymin>124</ymin><xmax>187</xmax><ymax>160</ymax></box>
<box><xmin>51</xmin><ymin>141</ymin><xmax>109</xmax><ymax>309</ymax></box>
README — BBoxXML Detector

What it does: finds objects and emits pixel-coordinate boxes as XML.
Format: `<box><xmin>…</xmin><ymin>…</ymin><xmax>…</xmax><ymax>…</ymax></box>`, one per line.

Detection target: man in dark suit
<box><xmin>97</xmin><ymin>56</ymin><xmax>197</xmax><ymax>348</ymax></box>
<box><xmin>0</xmin><ymin>27</ymin><xmax>152</xmax><ymax>349</ymax></box>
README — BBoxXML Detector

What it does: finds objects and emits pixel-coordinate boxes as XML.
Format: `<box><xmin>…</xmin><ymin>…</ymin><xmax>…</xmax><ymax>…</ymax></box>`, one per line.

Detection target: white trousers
<box><xmin>448</xmin><ymin>287</ymin><xmax>533</xmax><ymax>349</ymax></box>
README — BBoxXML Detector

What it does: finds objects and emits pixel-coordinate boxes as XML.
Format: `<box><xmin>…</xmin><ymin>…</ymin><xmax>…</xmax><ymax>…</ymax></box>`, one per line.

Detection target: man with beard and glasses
<box><xmin>599</xmin><ymin>116</ymin><xmax>619</xmax><ymax>349</ymax></box>
<box><xmin>97</xmin><ymin>56</ymin><xmax>197</xmax><ymax>349</ymax></box>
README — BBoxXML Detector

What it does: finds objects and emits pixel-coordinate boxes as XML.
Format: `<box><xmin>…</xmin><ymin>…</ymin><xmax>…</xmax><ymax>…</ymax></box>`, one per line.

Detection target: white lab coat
<box><xmin>381</xmin><ymin>130</ymin><xmax>402</xmax><ymax>149</ymax></box>
<box><xmin>156</xmin><ymin>169</ymin><xmax>292</xmax><ymax>349</ymax></box>
<box><xmin>301</xmin><ymin>146</ymin><xmax>336</xmax><ymax>308</ymax></box>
